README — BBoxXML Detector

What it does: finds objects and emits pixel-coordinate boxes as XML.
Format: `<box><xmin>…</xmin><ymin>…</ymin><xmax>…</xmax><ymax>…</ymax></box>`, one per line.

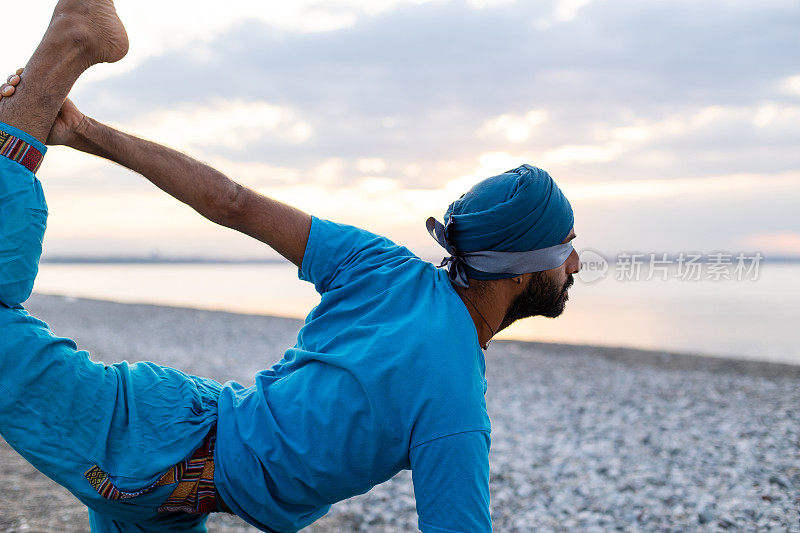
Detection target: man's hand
<box><xmin>0</xmin><ymin>68</ymin><xmax>86</xmax><ymax>147</ymax></box>
<box><xmin>0</xmin><ymin>68</ymin><xmax>24</xmax><ymax>100</ymax></box>
<box><xmin>47</xmin><ymin>97</ymin><xmax>87</xmax><ymax>146</ymax></box>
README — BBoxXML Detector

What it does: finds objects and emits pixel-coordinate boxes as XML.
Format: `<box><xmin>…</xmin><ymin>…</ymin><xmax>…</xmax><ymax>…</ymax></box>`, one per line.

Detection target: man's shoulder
<box><xmin>301</xmin><ymin>216</ymin><xmax>423</xmax><ymax>293</ymax></box>
<box><xmin>312</xmin><ymin>216</ymin><xmax>419</xmax><ymax>259</ymax></box>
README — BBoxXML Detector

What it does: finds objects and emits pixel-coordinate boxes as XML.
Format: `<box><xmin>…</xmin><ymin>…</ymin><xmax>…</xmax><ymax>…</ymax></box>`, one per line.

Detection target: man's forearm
<box><xmin>70</xmin><ymin>117</ymin><xmax>242</xmax><ymax>224</ymax></box>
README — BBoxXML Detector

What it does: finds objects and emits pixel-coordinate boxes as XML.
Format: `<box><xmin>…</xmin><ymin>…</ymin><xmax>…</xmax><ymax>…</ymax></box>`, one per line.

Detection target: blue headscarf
<box><xmin>431</xmin><ymin>164</ymin><xmax>574</xmax><ymax>283</ymax></box>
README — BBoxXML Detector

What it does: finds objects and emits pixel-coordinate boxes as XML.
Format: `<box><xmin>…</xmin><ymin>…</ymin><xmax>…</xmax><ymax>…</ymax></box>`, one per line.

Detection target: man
<box><xmin>0</xmin><ymin>1</ymin><xmax>579</xmax><ymax>531</ymax></box>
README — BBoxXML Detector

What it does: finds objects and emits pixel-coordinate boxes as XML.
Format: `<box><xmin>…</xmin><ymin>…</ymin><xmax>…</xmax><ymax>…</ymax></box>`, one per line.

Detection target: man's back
<box><xmin>214</xmin><ymin>215</ymin><xmax>492</xmax><ymax>532</ymax></box>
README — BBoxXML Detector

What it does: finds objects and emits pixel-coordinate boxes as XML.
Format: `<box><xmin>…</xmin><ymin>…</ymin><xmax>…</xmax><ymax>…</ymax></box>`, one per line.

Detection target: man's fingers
<box><xmin>0</xmin><ymin>69</ymin><xmax>24</xmax><ymax>100</ymax></box>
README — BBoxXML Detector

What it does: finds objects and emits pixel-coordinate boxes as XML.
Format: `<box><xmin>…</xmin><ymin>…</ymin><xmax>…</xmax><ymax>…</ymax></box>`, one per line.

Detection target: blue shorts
<box><xmin>0</xmin><ymin>123</ymin><xmax>225</xmax><ymax>531</ymax></box>
<box><xmin>0</xmin><ymin>305</ymin><xmax>225</xmax><ymax>531</ymax></box>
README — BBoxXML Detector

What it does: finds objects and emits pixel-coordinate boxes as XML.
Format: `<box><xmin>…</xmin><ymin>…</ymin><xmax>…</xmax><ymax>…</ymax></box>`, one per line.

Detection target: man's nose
<box><xmin>567</xmin><ymin>249</ymin><xmax>580</xmax><ymax>274</ymax></box>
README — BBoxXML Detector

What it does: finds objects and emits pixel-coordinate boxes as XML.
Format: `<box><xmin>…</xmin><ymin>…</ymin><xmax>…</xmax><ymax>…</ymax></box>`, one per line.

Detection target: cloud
<box><xmin>120</xmin><ymin>99</ymin><xmax>314</xmax><ymax>153</ymax></box>
<box><xmin>2</xmin><ymin>1</ymin><xmax>456</xmax><ymax>86</ymax></box>
<box><xmin>356</xmin><ymin>158</ymin><xmax>388</xmax><ymax>173</ymax></box>
<box><xmin>70</xmin><ymin>0</ymin><xmax>798</xmax><ymax>184</ymax></box>
<box><xmin>476</xmin><ymin>110</ymin><xmax>548</xmax><ymax>144</ymax></box>
<box><xmin>535</xmin><ymin>0</ymin><xmax>601</xmax><ymax>28</ymax></box>
<box><xmin>779</xmin><ymin>74</ymin><xmax>800</xmax><ymax>97</ymax></box>
<box><xmin>564</xmin><ymin>171</ymin><xmax>800</xmax><ymax>203</ymax></box>
<box><xmin>739</xmin><ymin>232</ymin><xmax>800</xmax><ymax>255</ymax></box>
<box><xmin>17</xmin><ymin>0</ymin><xmax>799</xmax><ymax>257</ymax></box>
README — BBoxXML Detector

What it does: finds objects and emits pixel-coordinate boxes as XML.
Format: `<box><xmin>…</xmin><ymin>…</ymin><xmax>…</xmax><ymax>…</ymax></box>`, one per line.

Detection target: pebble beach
<box><xmin>1</xmin><ymin>294</ymin><xmax>798</xmax><ymax>532</ymax></box>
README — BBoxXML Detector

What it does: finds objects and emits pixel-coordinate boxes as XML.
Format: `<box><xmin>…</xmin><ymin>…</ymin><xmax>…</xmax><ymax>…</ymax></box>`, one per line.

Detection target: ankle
<box><xmin>43</xmin><ymin>14</ymin><xmax>96</xmax><ymax>72</ymax></box>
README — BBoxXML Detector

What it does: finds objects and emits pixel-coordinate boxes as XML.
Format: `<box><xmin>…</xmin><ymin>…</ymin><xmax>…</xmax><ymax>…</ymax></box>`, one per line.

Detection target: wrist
<box><xmin>71</xmin><ymin>114</ymin><xmax>91</xmax><ymax>142</ymax></box>
<box><xmin>67</xmin><ymin>115</ymin><xmax>97</xmax><ymax>152</ymax></box>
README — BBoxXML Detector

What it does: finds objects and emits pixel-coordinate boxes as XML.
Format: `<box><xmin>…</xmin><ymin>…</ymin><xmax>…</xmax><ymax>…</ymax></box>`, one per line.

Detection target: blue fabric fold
<box><xmin>0</xmin><ymin>123</ymin><xmax>48</xmax><ymax>308</ymax></box>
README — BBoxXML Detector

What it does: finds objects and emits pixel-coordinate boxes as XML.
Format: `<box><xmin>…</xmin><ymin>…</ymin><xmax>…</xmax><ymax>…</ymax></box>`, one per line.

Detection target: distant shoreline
<box><xmin>28</xmin><ymin>293</ymin><xmax>800</xmax><ymax>375</ymax></box>
<box><xmin>40</xmin><ymin>257</ymin><xmax>287</xmax><ymax>264</ymax></box>
<box><xmin>497</xmin><ymin>338</ymin><xmax>800</xmax><ymax>379</ymax></box>
<box><xmin>40</xmin><ymin>255</ymin><xmax>800</xmax><ymax>265</ymax></box>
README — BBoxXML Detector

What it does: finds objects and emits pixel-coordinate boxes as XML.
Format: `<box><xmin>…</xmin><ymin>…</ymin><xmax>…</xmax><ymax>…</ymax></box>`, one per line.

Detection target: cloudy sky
<box><xmin>3</xmin><ymin>0</ymin><xmax>799</xmax><ymax>260</ymax></box>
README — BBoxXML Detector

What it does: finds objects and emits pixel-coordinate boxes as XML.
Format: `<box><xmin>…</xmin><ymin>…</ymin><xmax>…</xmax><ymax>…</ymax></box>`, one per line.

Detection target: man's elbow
<box><xmin>0</xmin><ymin>279</ymin><xmax>34</xmax><ymax>308</ymax></box>
<box><xmin>208</xmin><ymin>182</ymin><xmax>248</xmax><ymax>227</ymax></box>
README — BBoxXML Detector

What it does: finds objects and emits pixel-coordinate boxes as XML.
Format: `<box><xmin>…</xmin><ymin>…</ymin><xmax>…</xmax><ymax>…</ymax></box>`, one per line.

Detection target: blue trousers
<box><xmin>0</xmin><ymin>123</ymin><xmax>223</xmax><ymax>531</ymax></box>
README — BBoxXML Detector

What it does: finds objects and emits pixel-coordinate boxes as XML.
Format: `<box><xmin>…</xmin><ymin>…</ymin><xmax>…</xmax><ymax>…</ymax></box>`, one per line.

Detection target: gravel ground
<box><xmin>1</xmin><ymin>294</ymin><xmax>798</xmax><ymax>532</ymax></box>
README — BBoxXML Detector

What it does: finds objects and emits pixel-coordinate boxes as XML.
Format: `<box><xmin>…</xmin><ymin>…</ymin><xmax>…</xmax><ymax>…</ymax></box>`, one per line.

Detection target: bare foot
<box><xmin>48</xmin><ymin>0</ymin><xmax>129</xmax><ymax>68</ymax></box>
<box><xmin>0</xmin><ymin>2</ymin><xmax>128</xmax><ymax>144</ymax></box>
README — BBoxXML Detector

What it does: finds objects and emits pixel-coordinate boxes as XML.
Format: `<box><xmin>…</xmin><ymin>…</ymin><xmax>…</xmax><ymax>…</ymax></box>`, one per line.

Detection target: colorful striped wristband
<box><xmin>0</xmin><ymin>128</ymin><xmax>45</xmax><ymax>174</ymax></box>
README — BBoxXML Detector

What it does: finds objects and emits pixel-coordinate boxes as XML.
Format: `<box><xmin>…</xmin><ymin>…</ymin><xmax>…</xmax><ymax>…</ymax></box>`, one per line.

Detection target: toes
<box><xmin>0</xmin><ymin>84</ymin><xmax>15</xmax><ymax>97</ymax></box>
<box><xmin>7</xmin><ymin>75</ymin><xmax>20</xmax><ymax>87</ymax></box>
<box><xmin>16</xmin><ymin>67</ymin><xmax>24</xmax><ymax>76</ymax></box>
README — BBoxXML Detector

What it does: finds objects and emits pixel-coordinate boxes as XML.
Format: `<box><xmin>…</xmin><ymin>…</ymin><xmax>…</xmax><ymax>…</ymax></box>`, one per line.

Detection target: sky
<box><xmin>3</xmin><ymin>0</ymin><xmax>799</xmax><ymax>260</ymax></box>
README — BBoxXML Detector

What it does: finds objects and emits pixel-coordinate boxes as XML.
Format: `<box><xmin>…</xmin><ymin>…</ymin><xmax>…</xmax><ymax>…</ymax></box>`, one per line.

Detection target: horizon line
<box><xmin>39</xmin><ymin>254</ymin><xmax>800</xmax><ymax>265</ymax></box>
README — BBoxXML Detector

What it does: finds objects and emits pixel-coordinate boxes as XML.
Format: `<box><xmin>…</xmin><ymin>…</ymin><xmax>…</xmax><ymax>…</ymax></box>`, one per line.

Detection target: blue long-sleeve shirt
<box><xmin>215</xmin><ymin>215</ymin><xmax>493</xmax><ymax>532</ymax></box>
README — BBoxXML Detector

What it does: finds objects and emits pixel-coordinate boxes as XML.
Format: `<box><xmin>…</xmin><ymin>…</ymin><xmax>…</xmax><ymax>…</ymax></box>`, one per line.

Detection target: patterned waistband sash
<box><xmin>84</xmin><ymin>427</ymin><xmax>227</xmax><ymax>515</ymax></box>
<box><xmin>0</xmin><ymin>129</ymin><xmax>44</xmax><ymax>174</ymax></box>
<box><xmin>155</xmin><ymin>427</ymin><xmax>221</xmax><ymax>514</ymax></box>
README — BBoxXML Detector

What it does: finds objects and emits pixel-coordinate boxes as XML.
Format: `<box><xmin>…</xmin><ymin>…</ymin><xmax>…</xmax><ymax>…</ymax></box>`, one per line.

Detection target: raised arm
<box><xmin>53</xmin><ymin>99</ymin><xmax>312</xmax><ymax>267</ymax></box>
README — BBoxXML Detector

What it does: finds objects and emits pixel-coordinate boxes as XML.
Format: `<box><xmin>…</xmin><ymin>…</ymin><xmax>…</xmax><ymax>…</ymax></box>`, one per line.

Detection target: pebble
<box><xmin>5</xmin><ymin>296</ymin><xmax>799</xmax><ymax>532</ymax></box>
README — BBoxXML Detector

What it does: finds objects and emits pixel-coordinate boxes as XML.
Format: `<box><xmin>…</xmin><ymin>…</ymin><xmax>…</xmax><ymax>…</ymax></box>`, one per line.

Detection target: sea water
<box><xmin>33</xmin><ymin>261</ymin><xmax>800</xmax><ymax>365</ymax></box>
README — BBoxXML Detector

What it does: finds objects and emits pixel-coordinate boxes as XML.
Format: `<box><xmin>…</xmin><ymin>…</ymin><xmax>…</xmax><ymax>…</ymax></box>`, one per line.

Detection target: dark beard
<box><xmin>497</xmin><ymin>271</ymin><xmax>574</xmax><ymax>333</ymax></box>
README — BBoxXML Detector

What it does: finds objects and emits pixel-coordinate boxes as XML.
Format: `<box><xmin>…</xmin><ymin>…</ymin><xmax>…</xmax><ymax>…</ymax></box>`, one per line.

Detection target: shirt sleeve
<box><xmin>410</xmin><ymin>431</ymin><xmax>492</xmax><ymax>533</ymax></box>
<box><xmin>297</xmin><ymin>215</ymin><xmax>412</xmax><ymax>294</ymax></box>
<box><xmin>0</xmin><ymin>122</ymin><xmax>48</xmax><ymax>309</ymax></box>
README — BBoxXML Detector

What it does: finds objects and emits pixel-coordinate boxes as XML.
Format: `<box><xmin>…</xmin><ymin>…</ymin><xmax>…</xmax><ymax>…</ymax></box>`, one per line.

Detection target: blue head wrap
<box><xmin>427</xmin><ymin>164</ymin><xmax>574</xmax><ymax>288</ymax></box>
